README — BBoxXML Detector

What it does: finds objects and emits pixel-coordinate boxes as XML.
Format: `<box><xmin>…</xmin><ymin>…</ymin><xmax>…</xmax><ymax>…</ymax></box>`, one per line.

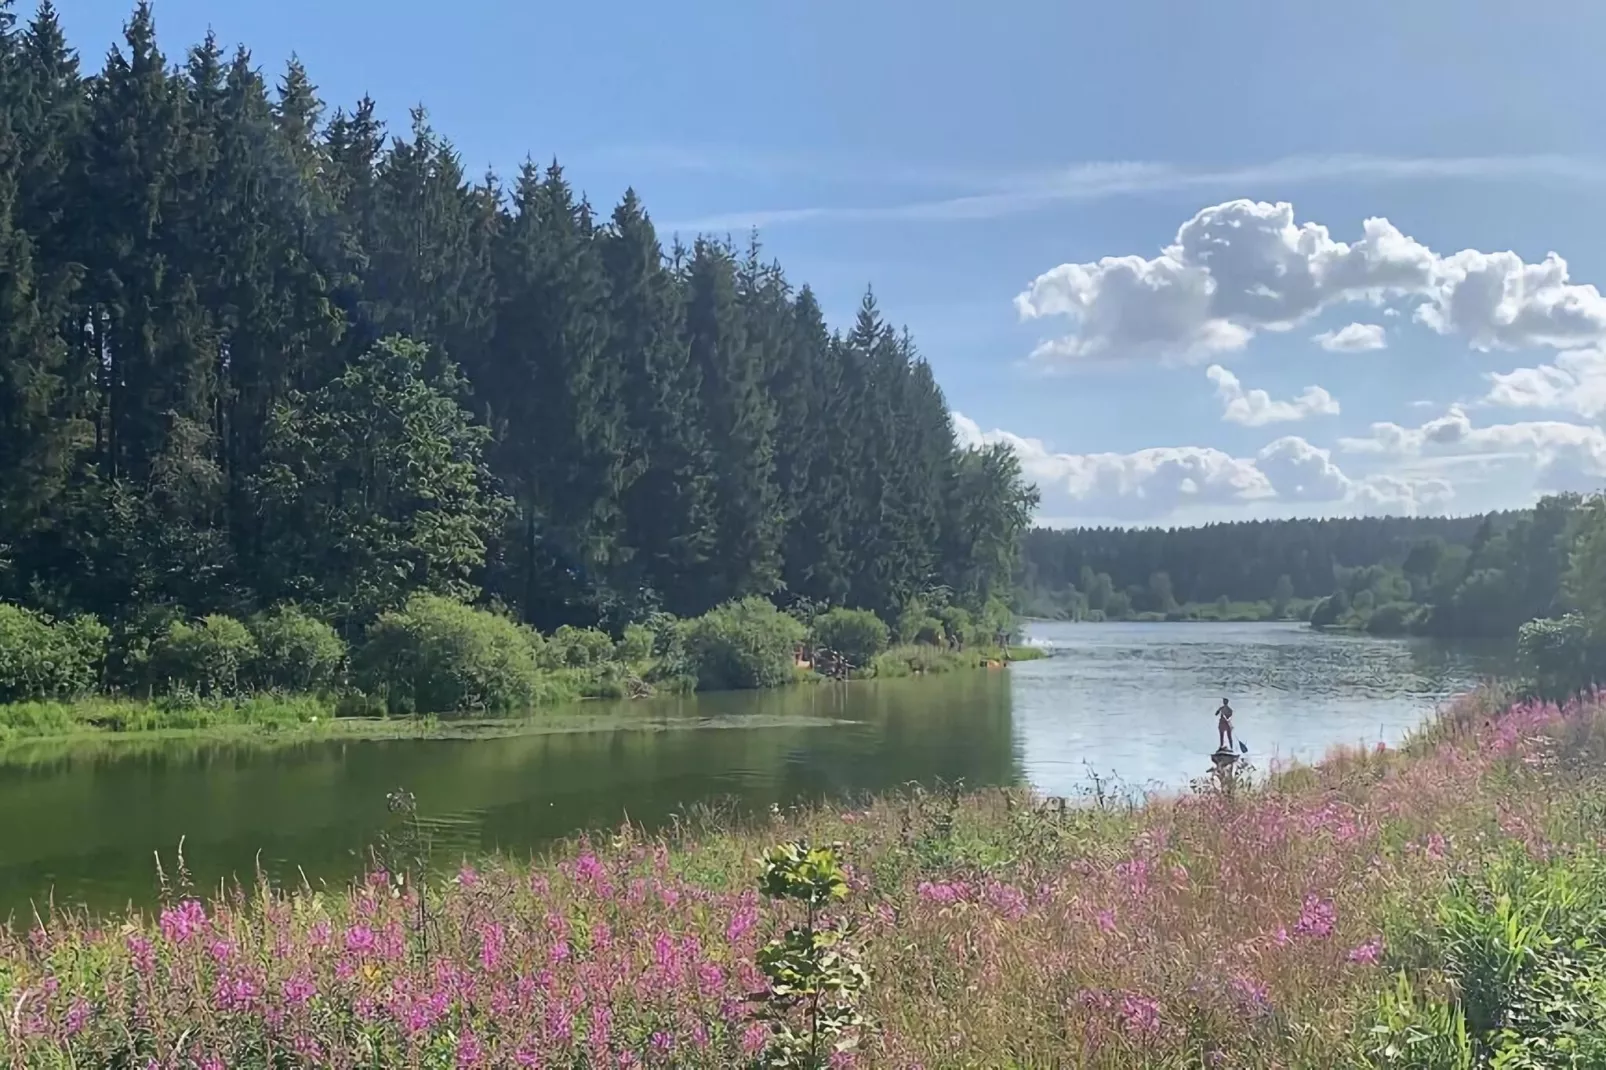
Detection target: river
<box><xmin>0</xmin><ymin>621</ymin><xmax>1513</xmax><ymax>917</ymax></box>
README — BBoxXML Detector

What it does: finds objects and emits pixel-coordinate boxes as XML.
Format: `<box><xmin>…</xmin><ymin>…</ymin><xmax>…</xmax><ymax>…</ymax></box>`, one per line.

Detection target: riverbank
<box><xmin>0</xmin><ymin>644</ymin><xmax>1046</xmax><ymax>747</ymax></box>
<box><xmin>5</xmin><ymin>683</ymin><xmax>1600</xmax><ymax>1066</ymax></box>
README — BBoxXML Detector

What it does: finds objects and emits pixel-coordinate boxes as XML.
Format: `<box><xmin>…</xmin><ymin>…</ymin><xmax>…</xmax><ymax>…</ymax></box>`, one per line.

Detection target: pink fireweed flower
<box><xmin>726</xmin><ymin>902</ymin><xmax>758</xmax><ymax>942</ymax></box>
<box><xmin>367</xmin><ymin>868</ymin><xmax>390</xmax><ymax>888</ymax></box>
<box><xmin>345</xmin><ymin>924</ymin><xmax>377</xmax><ymax>954</ymax></box>
<box><xmin>308</xmin><ymin>919</ymin><xmax>332</xmax><ymax>948</ymax></box>
<box><xmin>207</xmin><ymin>938</ymin><xmax>235</xmax><ymax>964</ymax></box>
<box><xmin>1115</xmin><ymin>858</ymin><xmax>1151</xmax><ymax>897</ymax></box>
<box><xmin>456</xmin><ymin>1029</ymin><xmax>483</xmax><ymax>1067</ymax></box>
<box><xmin>1231</xmin><ymin>975</ymin><xmax>1271</xmax><ymax>1012</ymax></box>
<box><xmin>126</xmin><ymin>933</ymin><xmax>156</xmax><ymax>975</ymax></box>
<box><xmin>479</xmin><ymin>922</ymin><xmax>506</xmax><ymax>972</ymax></box>
<box><xmin>916</xmin><ymin>879</ymin><xmax>969</xmax><ymax>904</ymax></box>
<box><xmin>458</xmin><ymin>864</ymin><xmax>480</xmax><ymax>887</ymax></box>
<box><xmin>697</xmin><ymin>961</ymin><xmax>726</xmax><ymax>996</ymax></box>
<box><xmin>1117</xmin><ymin>992</ymin><xmax>1163</xmax><ymax>1038</ymax></box>
<box><xmin>984</xmin><ymin>881</ymin><xmax>1029</xmax><ymax>920</ymax></box>
<box><xmin>742</xmin><ymin>1022</ymin><xmax>771</xmax><ymax>1055</ymax></box>
<box><xmin>211</xmin><ymin>973</ymin><xmax>259</xmax><ymax>1012</ymax></box>
<box><xmin>159</xmin><ymin>899</ymin><xmax>207</xmax><ymax>944</ymax></box>
<box><xmin>64</xmin><ymin>997</ymin><xmax>91</xmax><ymax>1036</ymax></box>
<box><xmin>574</xmin><ymin>852</ymin><xmax>605</xmax><ymax>882</ymax></box>
<box><xmin>1347</xmin><ymin>936</ymin><xmax>1385</xmax><ymax>965</ymax></box>
<box><xmin>282</xmin><ymin>974</ymin><xmax>317</xmax><ymax>1006</ymax></box>
<box><xmin>1096</xmin><ymin>909</ymin><xmax>1118</xmax><ymax>933</ymax></box>
<box><xmin>1293</xmin><ymin>895</ymin><xmax>1336</xmax><ymax>938</ymax></box>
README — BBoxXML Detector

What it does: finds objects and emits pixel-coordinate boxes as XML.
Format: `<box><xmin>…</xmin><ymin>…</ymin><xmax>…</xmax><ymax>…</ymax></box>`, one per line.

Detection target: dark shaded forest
<box><xmin>0</xmin><ymin>1</ymin><xmax>1038</xmax><ymax>641</ymax></box>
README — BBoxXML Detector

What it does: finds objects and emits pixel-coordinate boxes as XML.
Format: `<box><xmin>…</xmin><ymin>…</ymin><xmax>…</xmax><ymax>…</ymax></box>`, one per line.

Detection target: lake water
<box><xmin>0</xmin><ymin>622</ymin><xmax>1513</xmax><ymax>917</ymax></box>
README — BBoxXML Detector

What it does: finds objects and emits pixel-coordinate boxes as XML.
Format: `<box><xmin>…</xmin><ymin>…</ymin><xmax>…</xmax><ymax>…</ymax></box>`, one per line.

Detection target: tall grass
<box><xmin>5</xmin><ymin>688</ymin><xmax>1597</xmax><ymax>1066</ymax></box>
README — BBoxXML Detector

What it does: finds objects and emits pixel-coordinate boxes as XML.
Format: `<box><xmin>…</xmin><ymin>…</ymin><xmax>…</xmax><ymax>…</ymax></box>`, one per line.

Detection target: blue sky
<box><xmin>61</xmin><ymin>0</ymin><xmax>1606</xmax><ymax>526</ymax></box>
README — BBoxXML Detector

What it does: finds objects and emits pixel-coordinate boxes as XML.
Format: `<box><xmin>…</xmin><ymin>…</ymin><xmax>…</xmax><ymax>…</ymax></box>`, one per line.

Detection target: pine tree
<box><xmin>683</xmin><ymin>238</ymin><xmax>782</xmax><ymax>606</ymax></box>
<box><xmin>485</xmin><ymin>161</ymin><xmax>626</xmax><ymax>628</ymax></box>
<box><xmin>601</xmin><ymin>188</ymin><xmax>715</xmax><ymax>617</ymax></box>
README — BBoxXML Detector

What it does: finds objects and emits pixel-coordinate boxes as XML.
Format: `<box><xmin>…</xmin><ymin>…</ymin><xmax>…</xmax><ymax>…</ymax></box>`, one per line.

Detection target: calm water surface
<box><xmin>0</xmin><ymin>622</ymin><xmax>1512</xmax><ymax>915</ymax></box>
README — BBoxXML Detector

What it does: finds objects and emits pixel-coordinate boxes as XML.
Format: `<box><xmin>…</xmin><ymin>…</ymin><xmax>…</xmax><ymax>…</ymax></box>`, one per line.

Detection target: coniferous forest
<box><xmin>0</xmin><ymin>2</ymin><xmax>1040</xmax><ymax>646</ymax></box>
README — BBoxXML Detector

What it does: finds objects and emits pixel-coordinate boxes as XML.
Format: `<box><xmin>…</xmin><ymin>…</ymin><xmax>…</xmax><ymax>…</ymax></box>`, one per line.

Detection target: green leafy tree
<box><xmin>253</xmin><ymin>335</ymin><xmax>505</xmax><ymax>626</ymax></box>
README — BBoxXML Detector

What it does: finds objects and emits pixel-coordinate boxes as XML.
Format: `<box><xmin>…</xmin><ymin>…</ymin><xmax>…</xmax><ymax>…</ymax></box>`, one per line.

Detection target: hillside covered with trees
<box><xmin>0</xmin><ymin>1</ymin><xmax>1038</xmax><ymax>663</ymax></box>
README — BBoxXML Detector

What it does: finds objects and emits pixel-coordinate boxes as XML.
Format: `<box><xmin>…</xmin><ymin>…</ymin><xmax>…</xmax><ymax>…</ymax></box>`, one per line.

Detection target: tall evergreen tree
<box><xmin>601</xmin><ymin>188</ymin><xmax>714</xmax><ymax>616</ymax></box>
<box><xmin>485</xmin><ymin>161</ymin><xmax>625</xmax><ymax>628</ymax></box>
<box><xmin>683</xmin><ymin>238</ymin><xmax>782</xmax><ymax>607</ymax></box>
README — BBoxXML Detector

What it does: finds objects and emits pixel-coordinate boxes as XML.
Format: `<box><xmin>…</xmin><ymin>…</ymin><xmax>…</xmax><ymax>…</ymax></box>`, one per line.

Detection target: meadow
<box><xmin>3</xmin><ymin>685</ymin><xmax>1604</xmax><ymax>1068</ymax></box>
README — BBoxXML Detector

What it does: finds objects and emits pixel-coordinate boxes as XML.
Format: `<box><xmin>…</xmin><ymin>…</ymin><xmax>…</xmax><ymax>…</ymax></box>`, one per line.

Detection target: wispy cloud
<box><xmin>658</xmin><ymin>152</ymin><xmax>1606</xmax><ymax>234</ymax></box>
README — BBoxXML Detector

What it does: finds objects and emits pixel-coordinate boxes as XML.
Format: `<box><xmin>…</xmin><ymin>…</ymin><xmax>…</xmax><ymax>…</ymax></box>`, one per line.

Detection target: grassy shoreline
<box><xmin>6</xmin><ymin>683</ymin><xmax>1605</xmax><ymax>1065</ymax></box>
<box><xmin>0</xmin><ymin>644</ymin><xmax>1046</xmax><ymax>749</ymax></box>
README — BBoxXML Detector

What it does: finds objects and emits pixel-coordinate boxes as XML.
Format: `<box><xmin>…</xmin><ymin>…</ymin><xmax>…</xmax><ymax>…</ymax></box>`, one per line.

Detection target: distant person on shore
<box><xmin>1216</xmin><ymin>697</ymin><xmax>1235</xmax><ymax>751</ymax></box>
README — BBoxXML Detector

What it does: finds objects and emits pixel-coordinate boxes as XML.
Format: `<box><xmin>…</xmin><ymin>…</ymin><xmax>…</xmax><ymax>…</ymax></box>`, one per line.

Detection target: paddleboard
<box><xmin>1210</xmin><ymin>747</ymin><xmax>1239</xmax><ymax>766</ymax></box>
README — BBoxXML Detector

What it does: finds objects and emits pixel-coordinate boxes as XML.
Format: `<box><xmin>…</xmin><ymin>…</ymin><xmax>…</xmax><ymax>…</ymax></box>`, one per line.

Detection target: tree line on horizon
<box><xmin>0</xmin><ymin>0</ymin><xmax>1039</xmax><ymax>641</ymax></box>
<box><xmin>1018</xmin><ymin>502</ymin><xmax>1606</xmax><ymax>642</ymax></box>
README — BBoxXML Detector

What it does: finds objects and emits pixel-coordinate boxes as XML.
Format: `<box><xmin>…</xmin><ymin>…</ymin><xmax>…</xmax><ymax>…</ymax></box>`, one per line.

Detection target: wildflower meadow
<box><xmin>5</xmin><ymin>686</ymin><xmax>1606</xmax><ymax>1068</ymax></box>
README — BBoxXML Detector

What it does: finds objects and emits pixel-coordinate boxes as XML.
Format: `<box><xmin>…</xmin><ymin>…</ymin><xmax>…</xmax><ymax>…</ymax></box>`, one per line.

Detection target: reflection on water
<box><xmin>1010</xmin><ymin>621</ymin><xmax>1515</xmax><ymax>796</ymax></box>
<box><xmin>0</xmin><ymin>621</ymin><xmax>1510</xmax><ymax>916</ymax></box>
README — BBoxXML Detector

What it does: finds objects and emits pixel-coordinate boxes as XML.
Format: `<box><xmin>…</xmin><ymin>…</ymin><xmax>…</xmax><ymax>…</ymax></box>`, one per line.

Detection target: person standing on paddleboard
<box><xmin>1216</xmin><ymin>697</ymin><xmax>1235</xmax><ymax>751</ymax></box>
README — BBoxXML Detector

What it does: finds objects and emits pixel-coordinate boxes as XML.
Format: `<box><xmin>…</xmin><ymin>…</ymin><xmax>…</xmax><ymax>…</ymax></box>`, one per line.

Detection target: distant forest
<box><xmin>1016</xmin><ymin>509</ymin><xmax>1560</xmax><ymax>636</ymax></box>
<box><xmin>0</xmin><ymin>1</ymin><xmax>1037</xmax><ymax>638</ymax></box>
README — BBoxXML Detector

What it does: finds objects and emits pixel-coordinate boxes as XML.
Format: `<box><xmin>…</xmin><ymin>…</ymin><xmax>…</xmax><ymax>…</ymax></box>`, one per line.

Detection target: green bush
<box><xmin>246</xmin><ymin>605</ymin><xmax>347</xmax><ymax>692</ymax></box>
<box><xmin>152</xmin><ymin>615</ymin><xmax>258</xmax><ymax>698</ymax></box>
<box><xmin>616</xmin><ymin>623</ymin><xmax>655</xmax><ymax>664</ymax></box>
<box><xmin>542</xmin><ymin>624</ymin><xmax>615</xmax><ymax>669</ymax></box>
<box><xmin>0</xmin><ymin>604</ymin><xmax>108</xmax><ymax>703</ymax></box>
<box><xmin>811</xmin><ymin>608</ymin><xmax>889</xmax><ymax>667</ymax></box>
<box><xmin>1364</xmin><ymin>600</ymin><xmax>1422</xmax><ymax>636</ymax></box>
<box><xmin>936</xmin><ymin>605</ymin><xmax>974</xmax><ymax>645</ymax></box>
<box><xmin>1517</xmin><ymin>614</ymin><xmax>1602</xmax><ymax>703</ymax></box>
<box><xmin>681</xmin><ymin>597</ymin><xmax>805</xmax><ymax>691</ymax></box>
<box><xmin>354</xmin><ymin>594</ymin><xmax>544</xmax><ymax>714</ymax></box>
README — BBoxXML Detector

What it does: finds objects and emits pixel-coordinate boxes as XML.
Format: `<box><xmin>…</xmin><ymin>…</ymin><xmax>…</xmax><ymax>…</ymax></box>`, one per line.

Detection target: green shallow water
<box><xmin>0</xmin><ymin>622</ymin><xmax>1513</xmax><ymax>917</ymax></box>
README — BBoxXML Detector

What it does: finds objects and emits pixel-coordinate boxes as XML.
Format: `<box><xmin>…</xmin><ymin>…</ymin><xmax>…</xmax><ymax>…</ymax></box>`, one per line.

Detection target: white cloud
<box><xmin>1314</xmin><ymin>322</ymin><xmax>1387</xmax><ymax>353</ymax></box>
<box><xmin>1015</xmin><ymin>199</ymin><xmax>1606</xmax><ymax>366</ymax></box>
<box><xmin>1206</xmin><ymin>364</ymin><xmax>1339</xmax><ymax>426</ymax></box>
<box><xmin>1338</xmin><ymin>406</ymin><xmax>1606</xmax><ymax>495</ymax></box>
<box><xmin>1483</xmin><ymin>348</ymin><xmax>1606</xmax><ymax>419</ymax></box>
<box><xmin>952</xmin><ymin>411</ymin><xmax>1445</xmax><ymax>522</ymax></box>
<box><xmin>659</xmin><ymin>152</ymin><xmax>1606</xmax><ymax>233</ymax></box>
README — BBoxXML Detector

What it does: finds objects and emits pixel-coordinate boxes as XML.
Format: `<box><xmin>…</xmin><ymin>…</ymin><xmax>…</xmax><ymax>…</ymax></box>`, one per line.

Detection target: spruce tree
<box><xmin>683</xmin><ymin>238</ymin><xmax>782</xmax><ymax>606</ymax></box>
<box><xmin>601</xmin><ymin>188</ymin><xmax>715</xmax><ymax>617</ymax></box>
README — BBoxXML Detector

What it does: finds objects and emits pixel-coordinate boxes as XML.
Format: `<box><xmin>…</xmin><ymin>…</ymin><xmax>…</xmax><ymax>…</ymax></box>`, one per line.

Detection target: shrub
<box><xmin>0</xmin><ymin>604</ymin><xmax>108</xmax><ymax>703</ymax></box>
<box><xmin>152</xmin><ymin>615</ymin><xmax>259</xmax><ymax>698</ymax></box>
<box><xmin>811</xmin><ymin>607</ymin><xmax>889</xmax><ymax>667</ymax></box>
<box><xmin>1517</xmin><ymin>614</ymin><xmax>1603</xmax><ymax>703</ymax></box>
<box><xmin>542</xmin><ymin>624</ymin><xmax>615</xmax><ymax>669</ymax></box>
<box><xmin>1363</xmin><ymin>601</ymin><xmax>1422</xmax><ymax>636</ymax></box>
<box><xmin>354</xmin><ymin>594</ymin><xmax>544</xmax><ymax>714</ymax></box>
<box><xmin>681</xmin><ymin>596</ymin><xmax>805</xmax><ymax>691</ymax></box>
<box><xmin>616</xmin><ymin>623</ymin><xmax>655</xmax><ymax>664</ymax></box>
<box><xmin>936</xmin><ymin>605</ymin><xmax>974</xmax><ymax>645</ymax></box>
<box><xmin>246</xmin><ymin>605</ymin><xmax>347</xmax><ymax>692</ymax></box>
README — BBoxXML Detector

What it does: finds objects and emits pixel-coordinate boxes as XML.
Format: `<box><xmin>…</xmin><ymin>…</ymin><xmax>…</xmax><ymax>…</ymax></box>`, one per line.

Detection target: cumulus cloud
<box><xmin>1338</xmin><ymin>406</ymin><xmax>1606</xmax><ymax>495</ymax></box>
<box><xmin>1314</xmin><ymin>322</ymin><xmax>1387</xmax><ymax>352</ymax></box>
<box><xmin>1206</xmin><ymin>365</ymin><xmax>1339</xmax><ymax>426</ymax></box>
<box><xmin>1483</xmin><ymin>348</ymin><xmax>1606</xmax><ymax>419</ymax></box>
<box><xmin>951</xmin><ymin>411</ymin><xmax>1446</xmax><ymax>521</ymax></box>
<box><xmin>1015</xmin><ymin>199</ymin><xmax>1606</xmax><ymax>365</ymax></box>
